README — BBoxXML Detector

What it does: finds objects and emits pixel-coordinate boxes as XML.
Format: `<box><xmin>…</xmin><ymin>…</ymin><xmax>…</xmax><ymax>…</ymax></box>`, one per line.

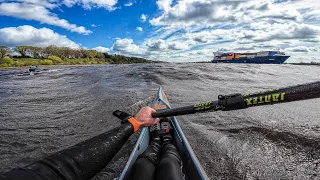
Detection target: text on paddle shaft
<box><xmin>245</xmin><ymin>93</ymin><xmax>285</xmax><ymax>106</ymax></box>
<box><xmin>193</xmin><ymin>101</ymin><xmax>212</xmax><ymax>111</ymax></box>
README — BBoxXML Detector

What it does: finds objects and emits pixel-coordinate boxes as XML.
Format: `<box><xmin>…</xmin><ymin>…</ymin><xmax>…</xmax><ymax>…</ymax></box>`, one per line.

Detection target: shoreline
<box><xmin>0</xmin><ymin>56</ymin><xmax>156</xmax><ymax>69</ymax></box>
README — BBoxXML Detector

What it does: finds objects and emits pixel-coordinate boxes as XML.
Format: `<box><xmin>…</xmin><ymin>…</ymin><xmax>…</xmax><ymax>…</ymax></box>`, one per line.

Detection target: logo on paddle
<box><xmin>245</xmin><ymin>92</ymin><xmax>285</xmax><ymax>106</ymax></box>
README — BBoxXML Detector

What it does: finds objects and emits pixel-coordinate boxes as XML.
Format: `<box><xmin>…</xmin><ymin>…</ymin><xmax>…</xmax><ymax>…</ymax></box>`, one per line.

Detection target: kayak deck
<box><xmin>119</xmin><ymin>87</ymin><xmax>208</xmax><ymax>180</ymax></box>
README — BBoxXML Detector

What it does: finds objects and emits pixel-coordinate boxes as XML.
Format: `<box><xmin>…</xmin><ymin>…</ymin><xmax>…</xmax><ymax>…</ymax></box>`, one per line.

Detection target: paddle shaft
<box><xmin>152</xmin><ymin>81</ymin><xmax>320</xmax><ymax>118</ymax></box>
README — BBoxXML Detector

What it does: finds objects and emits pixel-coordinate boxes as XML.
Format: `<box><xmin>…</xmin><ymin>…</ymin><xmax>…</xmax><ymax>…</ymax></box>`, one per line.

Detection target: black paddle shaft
<box><xmin>152</xmin><ymin>81</ymin><xmax>320</xmax><ymax>118</ymax></box>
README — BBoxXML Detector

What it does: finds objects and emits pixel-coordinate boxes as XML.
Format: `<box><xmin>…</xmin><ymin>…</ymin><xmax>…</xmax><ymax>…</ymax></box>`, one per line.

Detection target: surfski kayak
<box><xmin>119</xmin><ymin>87</ymin><xmax>209</xmax><ymax>180</ymax></box>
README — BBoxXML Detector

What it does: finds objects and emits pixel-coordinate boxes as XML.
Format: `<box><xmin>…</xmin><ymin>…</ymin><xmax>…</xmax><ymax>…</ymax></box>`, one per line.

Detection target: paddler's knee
<box><xmin>131</xmin><ymin>138</ymin><xmax>161</xmax><ymax>180</ymax></box>
<box><xmin>161</xmin><ymin>136</ymin><xmax>182</xmax><ymax>165</ymax></box>
<box><xmin>131</xmin><ymin>158</ymin><xmax>156</xmax><ymax>179</ymax></box>
<box><xmin>156</xmin><ymin>151</ymin><xmax>184</xmax><ymax>180</ymax></box>
<box><xmin>161</xmin><ymin>146</ymin><xmax>182</xmax><ymax>165</ymax></box>
<box><xmin>138</xmin><ymin>137</ymin><xmax>162</xmax><ymax>165</ymax></box>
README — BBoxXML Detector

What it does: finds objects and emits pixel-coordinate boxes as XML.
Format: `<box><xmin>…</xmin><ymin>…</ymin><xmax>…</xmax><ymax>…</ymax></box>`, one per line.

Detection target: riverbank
<box><xmin>0</xmin><ymin>56</ymin><xmax>154</xmax><ymax>68</ymax></box>
<box><xmin>0</xmin><ymin>45</ymin><xmax>155</xmax><ymax>67</ymax></box>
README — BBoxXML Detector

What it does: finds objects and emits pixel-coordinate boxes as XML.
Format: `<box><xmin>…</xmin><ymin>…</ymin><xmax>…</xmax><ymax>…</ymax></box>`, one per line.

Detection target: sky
<box><xmin>0</xmin><ymin>0</ymin><xmax>319</xmax><ymax>63</ymax></box>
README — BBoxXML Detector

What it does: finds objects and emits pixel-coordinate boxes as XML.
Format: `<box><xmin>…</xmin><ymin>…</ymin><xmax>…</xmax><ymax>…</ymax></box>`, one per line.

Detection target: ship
<box><xmin>211</xmin><ymin>51</ymin><xmax>290</xmax><ymax>64</ymax></box>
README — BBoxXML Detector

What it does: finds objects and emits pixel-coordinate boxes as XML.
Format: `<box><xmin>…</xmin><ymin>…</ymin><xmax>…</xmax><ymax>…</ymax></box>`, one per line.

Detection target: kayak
<box><xmin>17</xmin><ymin>70</ymin><xmax>41</xmax><ymax>76</ymax></box>
<box><xmin>17</xmin><ymin>67</ymin><xmax>41</xmax><ymax>76</ymax></box>
<box><xmin>28</xmin><ymin>67</ymin><xmax>39</xmax><ymax>72</ymax></box>
<box><xmin>119</xmin><ymin>87</ymin><xmax>209</xmax><ymax>180</ymax></box>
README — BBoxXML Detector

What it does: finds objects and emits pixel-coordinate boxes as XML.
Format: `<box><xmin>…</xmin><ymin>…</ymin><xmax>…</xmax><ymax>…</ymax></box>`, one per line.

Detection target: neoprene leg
<box><xmin>131</xmin><ymin>158</ymin><xmax>156</xmax><ymax>180</ymax></box>
<box><xmin>155</xmin><ymin>140</ymin><xmax>184</xmax><ymax>180</ymax></box>
<box><xmin>131</xmin><ymin>137</ymin><xmax>161</xmax><ymax>180</ymax></box>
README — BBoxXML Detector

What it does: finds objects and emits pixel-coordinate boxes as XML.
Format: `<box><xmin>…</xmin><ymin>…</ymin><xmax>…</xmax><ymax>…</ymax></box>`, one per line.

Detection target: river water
<box><xmin>0</xmin><ymin>63</ymin><xmax>319</xmax><ymax>180</ymax></box>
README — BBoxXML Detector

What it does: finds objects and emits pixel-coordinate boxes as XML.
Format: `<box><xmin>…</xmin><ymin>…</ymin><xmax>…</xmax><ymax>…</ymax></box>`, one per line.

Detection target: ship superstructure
<box><xmin>211</xmin><ymin>51</ymin><xmax>290</xmax><ymax>64</ymax></box>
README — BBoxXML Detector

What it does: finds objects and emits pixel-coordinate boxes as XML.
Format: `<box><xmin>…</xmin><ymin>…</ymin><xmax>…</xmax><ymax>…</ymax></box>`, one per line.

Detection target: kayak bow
<box><xmin>119</xmin><ymin>87</ymin><xmax>208</xmax><ymax>180</ymax></box>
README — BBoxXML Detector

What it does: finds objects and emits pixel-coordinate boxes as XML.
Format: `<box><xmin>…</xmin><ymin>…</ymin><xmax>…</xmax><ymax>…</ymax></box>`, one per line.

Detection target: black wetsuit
<box><xmin>0</xmin><ymin>124</ymin><xmax>133</xmax><ymax>180</ymax></box>
<box><xmin>0</xmin><ymin>123</ymin><xmax>184</xmax><ymax>180</ymax></box>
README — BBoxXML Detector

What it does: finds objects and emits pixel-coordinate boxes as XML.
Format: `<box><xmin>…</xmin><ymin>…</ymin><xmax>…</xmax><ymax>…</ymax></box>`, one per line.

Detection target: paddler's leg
<box><xmin>155</xmin><ymin>135</ymin><xmax>184</xmax><ymax>180</ymax></box>
<box><xmin>131</xmin><ymin>136</ymin><xmax>161</xmax><ymax>180</ymax></box>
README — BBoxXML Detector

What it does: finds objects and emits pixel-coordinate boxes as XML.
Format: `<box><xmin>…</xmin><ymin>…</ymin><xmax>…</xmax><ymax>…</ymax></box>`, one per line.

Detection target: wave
<box><xmin>220</xmin><ymin>126</ymin><xmax>320</xmax><ymax>150</ymax></box>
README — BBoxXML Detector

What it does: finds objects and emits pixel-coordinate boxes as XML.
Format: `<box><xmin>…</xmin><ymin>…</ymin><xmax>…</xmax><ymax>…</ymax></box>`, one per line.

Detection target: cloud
<box><xmin>11</xmin><ymin>0</ymin><xmax>57</xmax><ymax>9</ymax></box>
<box><xmin>179</xmin><ymin>22</ymin><xmax>320</xmax><ymax>47</ymax></box>
<box><xmin>156</xmin><ymin>0</ymin><xmax>172</xmax><ymax>13</ymax></box>
<box><xmin>62</xmin><ymin>0</ymin><xmax>79</xmax><ymax>7</ymax></box>
<box><xmin>91</xmin><ymin>24</ymin><xmax>97</xmax><ymax>27</ymax></box>
<box><xmin>0</xmin><ymin>2</ymin><xmax>92</xmax><ymax>34</ymax></box>
<box><xmin>185</xmin><ymin>29</ymin><xmax>234</xmax><ymax>43</ymax></box>
<box><xmin>0</xmin><ymin>25</ymin><xmax>79</xmax><ymax>48</ymax></box>
<box><xmin>124</xmin><ymin>2</ymin><xmax>133</xmax><ymax>6</ymax></box>
<box><xmin>146</xmin><ymin>39</ymin><xmax>188</xmax><ymax>51</ymax></box>
<box><xmin>93</xmin><ymin>46</ymin><xmax>109</xmax><ymax>53</ymax></box>
<box><xmin>136</xmin><ymin>27</ymin><xmax>143</xmax><ymax>32</ymax></box>
<box><xmin>141</xmin><ymin>14</ymin><xmax>147</xmax><ymax>22</ymax></box>
<box><xmin>150</xmin><ymin>0</ymin><xmax>307</xmax><ymax>26</ymax></box>
<box><xmin>146</xmin><ymin>39</ymin><xmax>167</xmax><ymax>51</ymax></box>
<box><xmin>217</xmin><ymin>47</ymin><xmax>230</xmax><ymax>51</ymax></box>
<box><xmin>82</xmin><ymin>0</ymin><xmax>118</xmax><ymax>11</ymax></box>
<box><xmin>151</xmin><ymin>0</ymin><xmax>242</xmax><ymax>26</ymax></box>
<box><xmin>62</xmin><ymin>0</ymin><xmax>118</xmax><ymax>11</ymax></box>
<box><xmin>112</xmin><ymin>38</ymin><xmax>145</xmax><ymax>55</ymax></box>
<box><xmin>168</xmin><ymin>41</ymin><xmax>188</xmax><ymax>50</ymax></box>
<box><xmin>285</xmin><ymin>46</ymin><xmax>319</xmax><ymax>52</ymax></box>
<box><xmin>245</xmin><ymin>23</ymin><xmax>320</xmax><ymax>42</ymax></box>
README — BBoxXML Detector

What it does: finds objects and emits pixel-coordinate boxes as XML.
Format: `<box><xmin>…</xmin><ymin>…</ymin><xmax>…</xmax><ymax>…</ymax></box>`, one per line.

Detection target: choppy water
<box><xmin>0</xmin><ymin>64</ymin><xmax>319</xmax><ymax>180</ymax></box>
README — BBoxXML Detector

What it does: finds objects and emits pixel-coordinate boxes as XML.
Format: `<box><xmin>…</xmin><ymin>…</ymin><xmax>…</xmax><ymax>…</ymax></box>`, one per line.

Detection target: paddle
<box><xmin>152</xmin><ymin>81</ymin><xmax>320</xmax><ymax>118</ymax></box>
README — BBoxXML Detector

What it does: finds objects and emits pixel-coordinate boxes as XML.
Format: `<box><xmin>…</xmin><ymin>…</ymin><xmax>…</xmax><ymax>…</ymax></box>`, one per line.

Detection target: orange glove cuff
<box><xmin>128</xmin><ymin>117</ymin><xmax>141</xmax><ymax>133</ymax></box>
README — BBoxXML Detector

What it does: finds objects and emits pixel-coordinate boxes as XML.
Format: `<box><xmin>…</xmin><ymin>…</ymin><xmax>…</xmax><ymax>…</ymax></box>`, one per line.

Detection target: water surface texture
<box><xmin>0</xmin><ymin>64</ymin><xmax>319</xmax><ymax>179</ymax></box>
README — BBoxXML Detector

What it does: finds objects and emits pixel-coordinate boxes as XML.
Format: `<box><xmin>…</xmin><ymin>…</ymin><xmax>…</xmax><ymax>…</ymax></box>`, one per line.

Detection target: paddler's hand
<box><xmin>134</xmin><ymin>106</ymin><xmax>160</xmax><ymax>127</ymax></box>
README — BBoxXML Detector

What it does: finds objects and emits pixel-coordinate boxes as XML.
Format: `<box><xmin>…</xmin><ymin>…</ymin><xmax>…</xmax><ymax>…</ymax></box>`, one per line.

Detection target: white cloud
<box><xmin>156</xmin><ymin>0</ymin><xmax>172</xmax><ymax>13</ymax></box>
<box><xmin>62</xmin><ymin>0</ymin><xmax>78</xmax><ymax>7</ymax></box>
<box><xmin>91</xmin><ymin>24</ymin><xmax>97</xmax><ymax>27</ymax></box>
<box><xmin>62</xmin><ymin>0</ymin><xmax>118</xmax><ymax>11</ymax></box>
<box><xmin>124</xmin><ymin>2</ymin><xmax>133</xmax><ymax>6</ymax></box>
<box><xmin>0</xmin><ymin>25</ymin><xmax>79</xmax><ymax>48</ymax></box>
<box><xmin>136</xmin><ymin>27</ymin><xmax>143</xmax><ymax>32</ymax></box>
<box><xmin>81</xmin><ymin>0</ymin><xmax>118</xmax><ymax>11</ymax></box>
<box><xmin>168</xmin><ymin>41</ymin><xmax>188</xmax><ymax>50</ymax></box>
<box><xmin>112</xmin><ymin>38</ymin><xmax>145</xmax><ymax>55</ymax></box>
<box><xmin>146</xmin><ymin>39</ymin><xmax>167</xmax><ymax>51</ymax></box>
<box><xmin>151</xmin><ymin>0</ymin><xmax>241</xmax><ymax>26</ymax></box>
<box><xmin>141</xmin><ymin>14</ymin><xmax>147</xmax><ymax>22</ymax></box>
<box><xmin>146</xmin><ymin>39</ymin><xmax>188</xmax><ymax>51</ymax></box>
<box><xmin>150</xmin><ymin>0</ymin><xmax>311</xmax><ymax>26</ymax></box>
<box><xmin>247</xmin><ymin>23</ymin><xmax>320</xmax><ymax>42</ymax></box>
<box><xmin>182</xmin><ymin>22</ymin><xmax>320</xmax><ymax>45</ymax></box>
<box><xmin>185</xmin><ymin>29</ymin><xmax>234</xmax><ymax>43</ymax></box>
<box><xmin>285</xmin><ymin>46</ymin><xmax>319</xmax><ymax>52</ymax></box>
<box><xmin>93</xmin><ymin>46</ymin><xmax>109</xmax><ymax>53</ymax></box>
<box><xmin>0</xmin><ymin>3</ymin><xmax>92</xmax><ymax>34</ymax></box>
<box><xmin>6</xmin><ymin>0</ymin><xmax>119</xmax><ymax>10</ymax></box>
<box><xmin>11</xmin><ymin>0</ymin><xmax>58</xmax><ymax>9</ymax></box>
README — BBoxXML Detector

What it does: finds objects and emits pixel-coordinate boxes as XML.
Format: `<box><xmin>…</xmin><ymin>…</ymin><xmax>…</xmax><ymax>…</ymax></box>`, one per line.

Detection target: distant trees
<box><xmin>0</xmin><ymin>45</ymin><xmax>154</xmax><ymax>67</ymax></box>
<box><xmin>13</xmin><ymin>46</ymin><xmax>28</xmax><ymax>57</ymax></box>
<box><xmin>0</xmin><ymin>46</ymin><xmax>11</xmax><ymax>58</ymax></box>
<box><xmin>9</xmin><ymin>45</ymin><xmax>106</xmax><ymax>59</ymax></box>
